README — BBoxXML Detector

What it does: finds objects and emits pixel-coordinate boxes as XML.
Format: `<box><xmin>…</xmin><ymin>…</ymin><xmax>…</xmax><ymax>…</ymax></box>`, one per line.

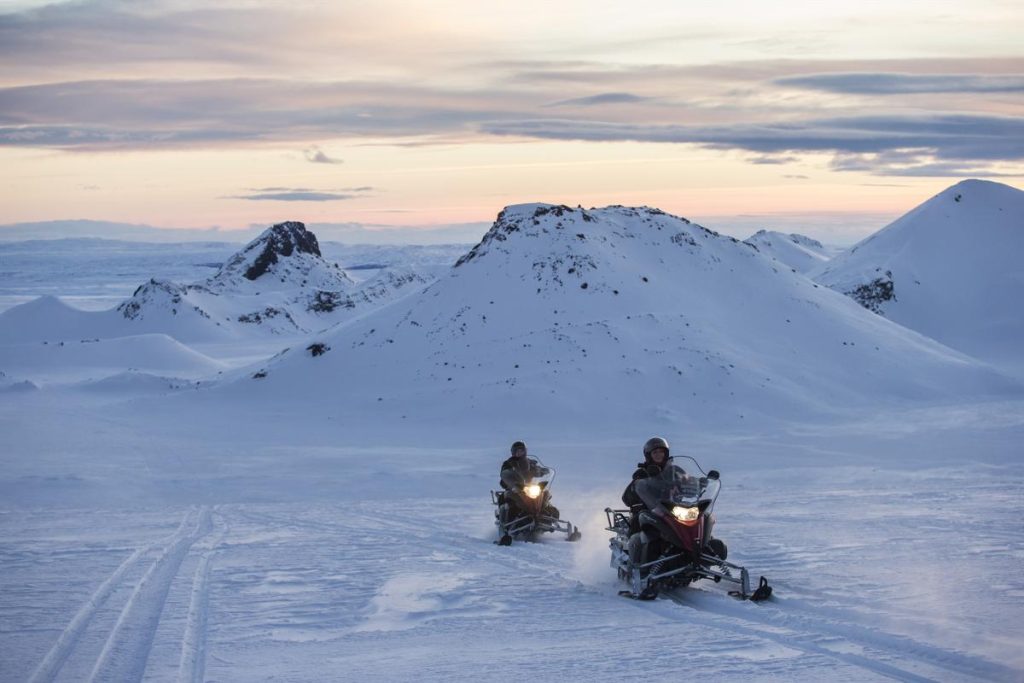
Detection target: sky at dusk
<box><xmin>1</xmin><ymin>0</ymin><xmax>1022</xmax><ymax>243</ymax></box>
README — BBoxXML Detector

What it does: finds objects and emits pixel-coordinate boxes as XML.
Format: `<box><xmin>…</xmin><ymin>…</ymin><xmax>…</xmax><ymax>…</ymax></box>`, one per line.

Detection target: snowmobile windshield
<box><xmin>634</xmin><ymin>457</ymin><xmax>718</xmax><ymax>511</ymax></box>
<box><xmin>512</xmin><ymin>458</ymin><xmax>554</xmax><ymax>501</ymax></box>
<box><xmin>525</xmin><ymin>458</ymin><xmax>554</xmax><ymax>486</ymax></box>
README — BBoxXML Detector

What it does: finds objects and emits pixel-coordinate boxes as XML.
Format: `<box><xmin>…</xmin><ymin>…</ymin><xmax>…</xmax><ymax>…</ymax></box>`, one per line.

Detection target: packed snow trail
<box><xmin>26</xmin><ymin>510</ymin><xmax>197</xmax><ymax>683</ymax></box>
<box><xmin>87</xmin><ymin>507</ymin><xmax>211</xmax><ymax>682</ymax></box>
<box><xmin>177</xmin><ymin>509</ymin><xmax>227</xmax><ymax>683</ymax></box>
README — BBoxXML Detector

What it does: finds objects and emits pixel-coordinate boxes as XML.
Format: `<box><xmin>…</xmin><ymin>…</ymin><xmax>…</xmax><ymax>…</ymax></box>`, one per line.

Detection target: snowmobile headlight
<box><xmin>523</xmin><ymin>483</ymin><xmax>542</xmax><ymax>499</ymax></box>
<box><xmin>672</xmin><ymin>505</ymin><xmax>700</xmax><ymax>526</ymax></box>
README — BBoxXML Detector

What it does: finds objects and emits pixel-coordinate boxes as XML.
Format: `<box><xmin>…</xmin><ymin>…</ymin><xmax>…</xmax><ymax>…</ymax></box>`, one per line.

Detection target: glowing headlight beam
<box><xmin>523</xmin><ymin>483</ymin><xmax>542</xmax><ymax>499</ymax></box>
<box><xmin>672</xmin><ymin>505</ymin><xmax>699</xmax><ymax>524</ymax></box>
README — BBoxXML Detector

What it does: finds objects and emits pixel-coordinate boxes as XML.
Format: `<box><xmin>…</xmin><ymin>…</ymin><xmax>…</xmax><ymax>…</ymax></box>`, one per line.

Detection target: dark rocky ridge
<box><xmin>243</xmin><ymin>221</ymin><xmax>321</xmax><ymax>280</ymax></box>
<box><xmin>216</xmin><ymin>221</ymin><xmax>321</xmax><ymax>281</ymax></box>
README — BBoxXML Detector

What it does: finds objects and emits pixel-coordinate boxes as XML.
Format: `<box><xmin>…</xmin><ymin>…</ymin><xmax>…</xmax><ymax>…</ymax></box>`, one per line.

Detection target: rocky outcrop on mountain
<box><xmin>845</xmin><ymin>270</ymin><xmax>895</xmax><ymax>314</ymax></box>
<box><xmin>118</xmin><ymin>279</ymin><xmax>215</xmax><ymax>323</ymax></box>
<box><xmin>239</xmin><ymin>221</ymin><xmax>320</xmax><ymax>280</ymax></box>
<box><xmin>211</xmin><ymin>222</ymin><xmax>353</xmax><ymax>293</ymax></box>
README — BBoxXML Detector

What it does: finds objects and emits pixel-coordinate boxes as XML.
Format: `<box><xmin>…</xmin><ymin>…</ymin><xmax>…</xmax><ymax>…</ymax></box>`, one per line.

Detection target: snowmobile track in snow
<box><xmin>177</xmin><ymin>508</ymin><xmax>227</xmax><ymax>683</ymax></box>
<box><xmin>662</xmin><ymin>589</ymin><xmax>1017</xmax><ymax>682</ymax></box>
<box><xmin>27</xmin><ymin>508</ymin><xmax>199</xmax><ymax>683</ymax></box>
<box><xmin>87</xmin><ymin>506</ymin><xmax>212</xmax><ymax>683</ymax></box>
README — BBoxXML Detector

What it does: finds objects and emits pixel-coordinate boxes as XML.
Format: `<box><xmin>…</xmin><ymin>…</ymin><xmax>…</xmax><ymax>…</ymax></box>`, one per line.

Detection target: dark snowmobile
<box><xmin>492</xmin><ymin>459</ymin><xmax>581</xmax><ymax>545</ymax></box>
<box><xmin>605</xmin><ymin>456</ymin><xmax>771</xmax><ymax>601</ymax></box>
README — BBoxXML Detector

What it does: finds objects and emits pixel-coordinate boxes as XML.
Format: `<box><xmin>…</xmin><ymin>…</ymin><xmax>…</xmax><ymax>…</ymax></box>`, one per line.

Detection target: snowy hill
<box><xmin>0</xmin><ymin>333</ymin><xmax>224</xmax><ymax>383</ymax></box>
<box><xmin>744</xmin><ymin>230</ymin><xmax>836</xmax><ymax>273</ymax></box>
<box><xmin>0</xmin><ymin>222</ymin><xmax>433</xmax><ymax>346</ymax></box>
<box><xmin>812</xmin><ymin>180</ymin><xmax>1024</xmax><ymax>373</ymax></box>
<box><xmin>114</xmin><ymin>221</ymin><xmax>359</xmax><ymax>338</ymax></box>
<box><xmin>223</xmin><ymin>203</ymin><xmax>1017</xmax><ymax>433</ymax></box>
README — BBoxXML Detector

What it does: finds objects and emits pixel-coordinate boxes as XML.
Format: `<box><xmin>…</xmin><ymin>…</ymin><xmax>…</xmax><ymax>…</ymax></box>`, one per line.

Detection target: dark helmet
<box><xmin>643</xmin><ymin>436</ymin><xmax>670</xmax><ymax>462</ymax></box>
<box><xmin>511</xmin><ymin>441</ymin><xmax>527</xmax><ymax>456</ymax></box>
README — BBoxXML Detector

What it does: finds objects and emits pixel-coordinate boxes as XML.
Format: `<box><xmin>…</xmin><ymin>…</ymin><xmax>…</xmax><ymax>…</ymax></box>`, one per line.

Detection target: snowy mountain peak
<box><xmin>216</xmin><ymin>221</ymin><xmax>323</xmax><ymax>282</ymax></box>
<box><xmin>813</xmin><ymin>179</ymin><xmax>1024</xmax><ymax>372</ymax></box>
<box><xmin>939</xmin><ymin>177</ymin><xmax>1009</xmax><ymax>200</ymax></box>
<box><xmin>210</xmin><ymin>221</ymin><xmax>352</xmax><ymax>293</ymax></box>
<box><xmin>851</xmin><ymin>179</ymin><xmax>1022</xmax><ymax>253</ymax></box>
<box><xmin>454</xmin><ymin>203</ymin><xmax>722</xmax><ymax>271</ymax></box>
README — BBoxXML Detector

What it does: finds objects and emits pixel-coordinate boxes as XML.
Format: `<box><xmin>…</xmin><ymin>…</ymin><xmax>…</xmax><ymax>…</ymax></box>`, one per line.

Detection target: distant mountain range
<box><xmin>0</xmin><ymin>222</ymin><xmax>432</xmax><ymax>344</ymax></box>
<box><xmin>2</xmin><ymin>181</ymin><xmax>1021</xmax><ymax>428</ymax></box>
<box><xmin>218</xmin><ymin>200</ymin><xmax>1017</xmax><ymax>431</ymax></box>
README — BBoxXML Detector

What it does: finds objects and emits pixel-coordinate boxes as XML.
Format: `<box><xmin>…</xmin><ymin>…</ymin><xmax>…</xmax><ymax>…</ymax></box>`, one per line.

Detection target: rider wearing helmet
<box><xmin>623</xmin><ymin>436</ymin><xmax>727</xmax><ymax>562</ymax></box>
<box><xmin>621</xmin><ymin>436</ymin><xmax>672</xmax><ymax>509</ymax></box>
<box><xmin>620</xmin><ymin>436</ymin><xmax>678</xmax><ymax>572</ymax></box>
<box><xmin>499</xmin><ymin>441</ymin><xmax>556</xmax><ymax>520</ymax></box>
<box><xmin>501</xmin><ymin>441</ymin><xmax>550</xmax><ymax>492</ymax></box>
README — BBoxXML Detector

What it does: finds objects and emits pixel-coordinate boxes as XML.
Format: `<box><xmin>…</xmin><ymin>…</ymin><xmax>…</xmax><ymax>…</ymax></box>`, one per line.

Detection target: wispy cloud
<box><xmin>0</xmin><ymin>1</ymin><xmax>292</xmax><ymax>77</ymax></box>
<box><xmin>239</xmin><ymin>192</ymin><xmax>351</xmax><ymax>202</ymax></box>
<box><xmin>749</xmin><ymin>154</ymin><xmax>800</xmax><ymax>165</ymax></box>
<box><xmin>230</xmin><ymin>186</ymin><xmax>376</xmax><ymax>202</ymax></box>
<box><xmin>0</xmin><ymin>78</ymin><xmax>530</xmax><ymax>149</ymax></box>
<box><xmin>481</xmin><ymin>114</ymin><xmax>1024</xmax><ymax>174</ymax></box>
<box><xmin>0</xmin><ymin>20</ymin><xmax>1020</xmax><ymax>180</ymax></box>
<box><xmin>304</xmin><ymin>146</ymin><xmax>343</xmax><ymax>164</ymax></box>
<box><xmin>545</xmin><ymin>92</ymin><xmax>650</xmax><ymax>107</ymax></box>
<box><xmin>777</xmin><ymin>73</ymin><xmax>1024</xmax><ymax>94</ymax></box>
<box><xmin>248</xmin><ymin>186</ymin><xmax>374</xmax><ymax>193</ymax></box>
<box><xmin>829</xmin><ymin>152</ymin><xmax>1023</xmax><ymax>177</ymax></box>
<box><xmin>233</xmin><ymin>192</ymin><xmax>357</xmax><ymax>202</ymax></box>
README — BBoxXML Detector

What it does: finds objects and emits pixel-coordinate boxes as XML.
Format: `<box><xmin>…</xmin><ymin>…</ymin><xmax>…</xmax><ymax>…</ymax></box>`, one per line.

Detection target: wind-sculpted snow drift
<box><xmin>227</xmin><ymin>203</ymin><xmax>1018</xmax><ymax>432</ymax></box>
<box><xmin>0</xmin><ymin>334</ymin><xmax>224</xmax><ymax>383</ymax></box>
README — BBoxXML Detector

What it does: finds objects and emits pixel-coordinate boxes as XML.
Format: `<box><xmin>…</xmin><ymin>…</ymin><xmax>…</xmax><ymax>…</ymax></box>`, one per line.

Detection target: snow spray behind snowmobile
<box><xmin>492</xmin><ymin>459</ymin><xmax>581</xmax><ymax>545</ymax></box>
<box><xmin>605</xmin><ymin>456</ymin><xmax>771</xmax><ymax>601</ymax></box>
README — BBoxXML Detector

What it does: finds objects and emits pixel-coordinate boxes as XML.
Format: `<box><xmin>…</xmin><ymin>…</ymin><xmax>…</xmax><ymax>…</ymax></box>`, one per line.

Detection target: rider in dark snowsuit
<box><xmin>623</xmin><ymin>436</ymin><xmax>726</xmax><ymax>567</ymax></box>
<box><xmin>499</xmin><ymin>441</ymin><xmax>558</xmax><ymax>523</ymax></box>
<box><xmin>501</xmin><ymin>442</ymin><xmax>546</xmax><ymax>490</ymax></box>
<box><xmin>622</xmin><ymin>436</ymin><xmax>672</xmax><ymax>563</ymax></box>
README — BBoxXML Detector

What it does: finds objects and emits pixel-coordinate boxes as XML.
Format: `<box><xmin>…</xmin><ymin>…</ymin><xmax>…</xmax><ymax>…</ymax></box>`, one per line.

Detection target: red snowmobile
<box><xmin>605</xmin><ymin>456</ymin><xmax>771</xmax><ymax>601</ymax></box>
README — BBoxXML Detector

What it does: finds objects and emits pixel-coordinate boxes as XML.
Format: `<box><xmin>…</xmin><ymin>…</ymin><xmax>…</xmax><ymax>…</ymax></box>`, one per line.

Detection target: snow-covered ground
<box><xmin>2</xmin><ymin>193</ymin><xmax>1023</xmax><ymax>681</ymax></box>
<box><xmin>2</xmin><ymin>394</ymin><xmax>1022</xmax><ymax>682</ymax></box>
